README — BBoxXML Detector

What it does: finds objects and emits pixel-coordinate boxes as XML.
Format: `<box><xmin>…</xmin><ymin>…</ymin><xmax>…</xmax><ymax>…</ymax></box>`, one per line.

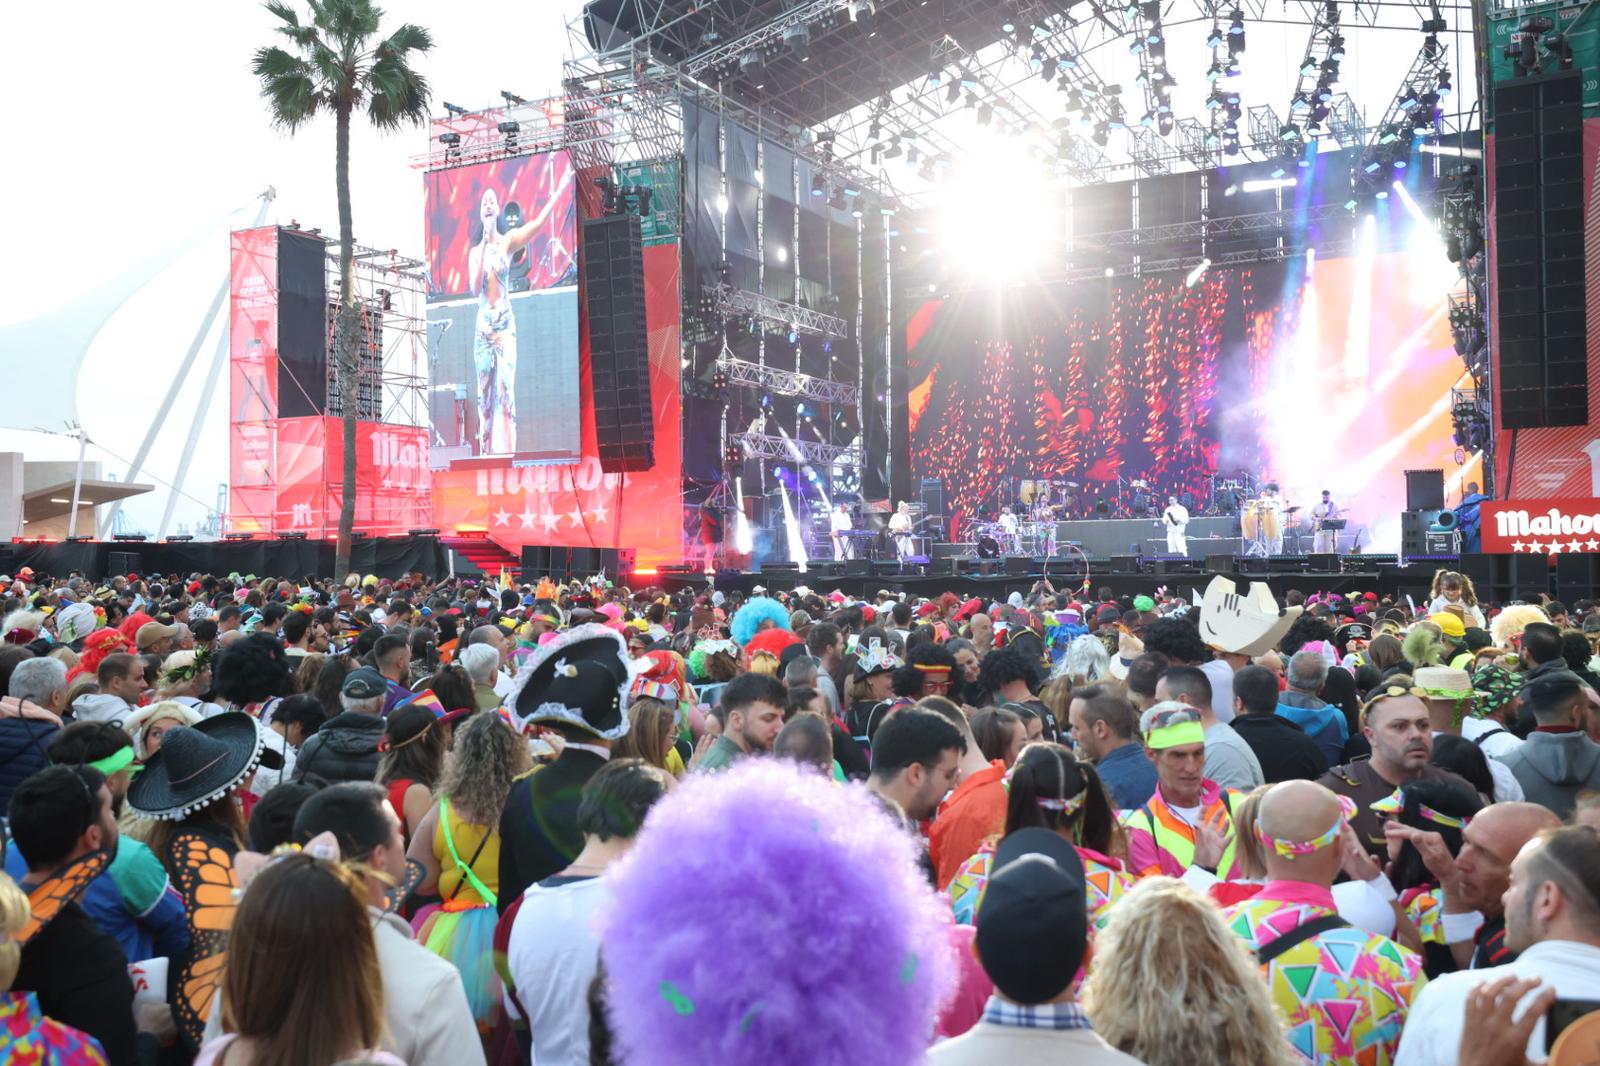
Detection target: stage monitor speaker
<box><xmin>1308</xmin><ymin>553</ymin><xmax>1341</xmax><ymax>573</ymax></box>
<box><xmin>583</xmin><ymin>214</ymin><xmax>654</xmax><ymax>472</ymax></box>
<box><xmin>1494</xmin><ymin>71</ymin><xmax>1588</xmax><ymax>428</ymax></box>
<box><xmin>1109</xmin><ymin>555</ymin><xmax>1140</xmax><ymax>574</ymax></box>
<box><xmin>808</xmin><ymin>560</ymin><xmax>841</xmax><ymax>577</ymax></box>
<box><xmin>1005</xmin><ymin>555</ymin><xmax>1032</xmax><ymax>574</ymax></box>
<box><xmin>845</xmin><ymin>558</ymin><xmax>871</xmax><ymax>576</ymax></box>
<box><xmin>1404</xmin><ymin>469</ymin><xmax>1445</xmax><ymax>512</ymax></box>
<box><xmin>108</xmin><ymin>551</ymin><xmax>141</xmax><ymax>576</ymax></box>
<box><xmin>1205</xmin><ymin>554</ymin><xmax>1235</xmax><ymax>574</ymax></box>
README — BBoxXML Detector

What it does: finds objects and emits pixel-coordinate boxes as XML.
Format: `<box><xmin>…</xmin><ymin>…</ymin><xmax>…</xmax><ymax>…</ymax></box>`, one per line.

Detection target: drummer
<box><xmin>1260</xmin><ymin>482</ymin><xmax>1287</xmax><ymax>555</ymax></box>
<box><xmin>997</xmin><ymin>506</ymin><xmax>1021</xmax><ymax>554</ymax></box>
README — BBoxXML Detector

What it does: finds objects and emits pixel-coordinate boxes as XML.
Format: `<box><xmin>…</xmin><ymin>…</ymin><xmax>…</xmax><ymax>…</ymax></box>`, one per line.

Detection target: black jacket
<box><xmin>291</xmin><ymin>711</ymin><xmax>382</xmax><ymax>785</ymax></box>
<box><xmin>1232</xmin><ymin>712</ymin><xmax>1329</xmax><ymax>783</ymax></box>
<box><xmin>497</xmin><ymin>749</ymin><xmax>607</xmax><ymax>913</ymax></box>
<box><xmin>16</xmin><ymin>901</ymin><xmax>138</xmax><ymax>1065</ymax></box>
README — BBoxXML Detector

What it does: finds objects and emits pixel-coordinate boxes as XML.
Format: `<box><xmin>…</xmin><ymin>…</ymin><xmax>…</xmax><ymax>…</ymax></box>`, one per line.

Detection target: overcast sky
<box><xmin>0</xmin><ymin>0</ymin><xmax>578</xmax><ymax>534</ymax></box>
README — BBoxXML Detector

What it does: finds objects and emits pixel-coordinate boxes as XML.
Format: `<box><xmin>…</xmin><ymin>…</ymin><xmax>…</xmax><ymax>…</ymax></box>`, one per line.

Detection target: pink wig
<box><xmin>599</xmin><ymin>760</ymin><xmax>954</xmax><ymax>1065</ymax></box>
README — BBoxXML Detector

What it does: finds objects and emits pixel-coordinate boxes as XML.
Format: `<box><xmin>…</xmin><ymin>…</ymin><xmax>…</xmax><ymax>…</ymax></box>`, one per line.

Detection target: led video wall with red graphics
<box><xmin>909</xmin><ymin>251</ymin><xmax>1471</xmax><ymax>552</ymax></box>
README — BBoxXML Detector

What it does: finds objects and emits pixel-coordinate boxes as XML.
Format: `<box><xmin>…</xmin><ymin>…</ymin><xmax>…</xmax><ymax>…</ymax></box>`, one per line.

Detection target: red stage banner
<box><xmin>430</xmin><ymin>241</ymin><xmax>683</xmax><ymax>565</ymax></box>
<box><xmin>1481</xmin><ymin>498</ymin><xmax>1600</xmax><ymax>554</ymax></box>
<box><xmin>228</xmin><ymin>228</ymin><xmax>281</xmax><ymax>531</ymax></box>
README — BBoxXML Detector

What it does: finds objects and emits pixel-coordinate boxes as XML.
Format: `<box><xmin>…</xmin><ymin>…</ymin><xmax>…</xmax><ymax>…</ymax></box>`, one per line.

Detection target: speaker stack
<box><xmin>1494</xmin><ymin>70</ymin><xmax>1587</xmax><ymax>428</ymax></box>
<box><xmin>582</xmin><ymin>214</ymin><xmax>655</xmax><ymax>472</ymax></box>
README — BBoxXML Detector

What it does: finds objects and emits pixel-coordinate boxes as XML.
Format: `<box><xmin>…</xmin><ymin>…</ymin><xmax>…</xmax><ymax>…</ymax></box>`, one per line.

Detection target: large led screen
<box><xmin>425</xmin><ymin>151</ymin><xmax>579</xmax><ymax>465</ymax></box>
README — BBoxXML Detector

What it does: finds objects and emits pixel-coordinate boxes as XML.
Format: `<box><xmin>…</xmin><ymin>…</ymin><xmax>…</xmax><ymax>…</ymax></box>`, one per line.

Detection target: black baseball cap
<box><xmin>341</xmin><ymin>666</ymin><xmax>389</xmax><ymax>699</ymax></box>
<box><xmin>974</xmin><ymin>828</ymin><xmax>1088</xmax><ymax>1004</ymax></box>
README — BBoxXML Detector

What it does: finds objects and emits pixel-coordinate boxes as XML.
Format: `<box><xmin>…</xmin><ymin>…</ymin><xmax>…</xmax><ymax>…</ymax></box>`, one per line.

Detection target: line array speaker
<box><xmin>582</xmin><ymin>214</ymin><xmax>655</xmax><ymax>472</ymax></box>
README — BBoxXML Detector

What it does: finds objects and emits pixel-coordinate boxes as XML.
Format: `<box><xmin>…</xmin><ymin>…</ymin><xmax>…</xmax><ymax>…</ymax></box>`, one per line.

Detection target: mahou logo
<box><xmin>1483</xmin><ymin>498</ymin><xmax>1600</xmax><ymax>555</ymax></box>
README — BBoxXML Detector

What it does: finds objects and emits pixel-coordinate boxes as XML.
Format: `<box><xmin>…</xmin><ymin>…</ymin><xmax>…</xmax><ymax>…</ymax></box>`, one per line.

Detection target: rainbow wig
<box><xmin>731</xmin><ymin>596</ymin><xmax>790</xmax><ymax>647</ymax></box>
<box><xmin>599</xmin><ymin>760</ymin><xmax>954</xmax><ymax>1066</ymax></box>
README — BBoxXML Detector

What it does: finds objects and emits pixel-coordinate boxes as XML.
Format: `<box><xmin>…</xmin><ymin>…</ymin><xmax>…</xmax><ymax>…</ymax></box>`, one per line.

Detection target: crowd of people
<box><xmin>1</xmin><ymin>563</ymin><xmax>1599</xmax><ymax>1065</ymax></box>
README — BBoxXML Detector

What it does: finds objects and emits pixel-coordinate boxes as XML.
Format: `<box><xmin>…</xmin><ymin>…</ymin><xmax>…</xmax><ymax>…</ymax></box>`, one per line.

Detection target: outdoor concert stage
<box><xmin>650</xmin><ymin>555</ymin><xmax>1469</xmax><ymax>605</ymax></box>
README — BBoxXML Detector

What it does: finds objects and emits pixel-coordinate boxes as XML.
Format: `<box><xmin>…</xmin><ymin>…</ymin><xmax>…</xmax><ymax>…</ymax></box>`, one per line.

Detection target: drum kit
<box><xmin>972</xmin><ymin>519</ymin><xmax>1057</xmax><ymax>557</ymax></box>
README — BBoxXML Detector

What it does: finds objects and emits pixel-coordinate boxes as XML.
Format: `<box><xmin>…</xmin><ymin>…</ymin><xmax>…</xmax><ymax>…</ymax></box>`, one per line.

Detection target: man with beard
<box><xmin>1318</xmin><ymin>679</ymin><xmax>1473</xmax><ymax>860</ymax></box>
<box><xmin>1393</xmin><ymin>824</ymin><xmax>1600</xmax><ymax>1065</ymax></box>
<box><xmin>1385</xmin><ymin>801</ymin><xmax>1559</xmax><ymax>973</ymax></box>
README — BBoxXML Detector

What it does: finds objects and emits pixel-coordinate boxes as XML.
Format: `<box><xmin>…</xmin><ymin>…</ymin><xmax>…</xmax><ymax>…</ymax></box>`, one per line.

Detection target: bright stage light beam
<box><xmin>777</xmin><ymin>479</ymin><xmax>808</xmax><ymax>572</ymax></box>
<box><xmin>1419</xmin><ymin>143</ymin><xmax>1483</xmax><ymax>159</ymax></box>
<box><xmin>734</xmin><ymin>477</ymin><xmax>753</xmax><ymax>553</ymax></box>
<box><xmin>937</xmin><ymin>135</ymin><xmax>1059</xmax><ymax>281</ymax></box>
<box><xmin>1242</xmin><ymin>177</ymin><xmax>1297</xmax><ymax>192</ymax></box>
<box><xmin>1185</xmin><ymin>258</ymin><xmax>1212</xmax><ymax>287</ymax></box>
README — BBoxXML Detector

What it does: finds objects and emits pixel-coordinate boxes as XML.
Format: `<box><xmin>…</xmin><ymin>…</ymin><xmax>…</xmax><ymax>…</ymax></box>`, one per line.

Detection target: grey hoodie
<box><xmin>71</xmin><ymin>692</ymin><xmax>135</xmax><ymax>729</ymax></box>
<box><xmin>1500</xmin><ymin>731</ymin><xmax>1600</xmax><ymax>819</ymax></box>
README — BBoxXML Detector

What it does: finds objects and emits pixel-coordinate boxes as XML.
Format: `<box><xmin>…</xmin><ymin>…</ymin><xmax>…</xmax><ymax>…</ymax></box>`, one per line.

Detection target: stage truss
<box><xmin>323</xmin><ymin>241</ymin><xmax>429</xmax><ymax>431</ymax></box>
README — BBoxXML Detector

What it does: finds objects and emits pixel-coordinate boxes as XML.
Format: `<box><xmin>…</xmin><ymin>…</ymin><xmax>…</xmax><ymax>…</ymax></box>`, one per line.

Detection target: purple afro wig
<box><xmin>730</xmin><ymin>596</ymin><xmax>790</xmax><ymax>647</ymax></box>
<box><xmin>598</xmin><ymin>760</ymin><xmax>954</xmax><ymax>1066</ymax></box>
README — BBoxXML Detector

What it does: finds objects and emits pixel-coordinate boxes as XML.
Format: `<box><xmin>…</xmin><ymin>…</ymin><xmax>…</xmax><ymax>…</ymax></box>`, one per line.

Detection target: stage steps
<box><xmin>442</xmin><ymin>535</ymin><xmax>522</xmax><ymax>582</ymax></box>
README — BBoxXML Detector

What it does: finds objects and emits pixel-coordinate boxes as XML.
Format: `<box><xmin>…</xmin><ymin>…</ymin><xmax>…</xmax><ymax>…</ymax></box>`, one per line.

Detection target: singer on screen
<box><xmin>467</xmin><ymin>186</ymin><xmax>561</xmax><ymax>455</ymax></box>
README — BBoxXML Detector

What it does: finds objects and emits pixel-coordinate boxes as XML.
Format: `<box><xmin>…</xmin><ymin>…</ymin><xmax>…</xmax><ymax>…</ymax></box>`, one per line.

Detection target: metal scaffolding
<box><xmin>716</xmin><ymin>352</ymin><xmax>862</xmax><ymax>405</ymax></box>
<box><xmin>729</xmin><ymin>431</ymin><xmax>862</xmax><ymax>466</ymax></box>
<box><xmin>713</xmin><ymin>283</ymin><xmax>850</xmax><ymax>339</ymax></box>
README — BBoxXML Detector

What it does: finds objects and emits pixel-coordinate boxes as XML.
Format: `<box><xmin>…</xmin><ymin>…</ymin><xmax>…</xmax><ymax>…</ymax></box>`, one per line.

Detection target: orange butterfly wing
<box><xmin>169</xmin><ymin>834</ymin><xmax>239</xmax><ymax>1049</ymax></box>
<box><xmin>17</xmin><ymin>849</ymin><xmax>110</xmax><ymax>946</ymax></box>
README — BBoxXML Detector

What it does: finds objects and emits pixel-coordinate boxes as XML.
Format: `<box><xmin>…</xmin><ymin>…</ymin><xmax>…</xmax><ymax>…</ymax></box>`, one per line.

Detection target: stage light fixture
<box><xmin>976</xmin><ymin>102</ymin><xmax>993</xmax><ymax>126</ymax></box>
<box><xmin>443</xmin><ymin>102</ymin><xmax>469</xmax><ymax>116</ymax></box>
<box><xmin>1228</xmin><ymin>9</ymin><xmax>1246</xmax><ymax>51</ymax></box>
<box><xmin>1438</xmin><ymin>70</ymin><xmax>1452</xmax><ymax>95</ymax></box>
<box><xmin>438</xmin><ymin>132</ymin><xmax>461</xmax><ymax>145</ymax></box>
<box><xmin>1300</xmin><ymin>56</ymin><xmax>1318</xmax><ymax>76</ymax></box>
<box><xmin>1329</xmin><ymin>35</ymin><xmax>1346</xmax><ymax>61</ymax></box>
<box><xmin>848</xmin><ymin>0</ymin><xmax>875</xmax><ymax>21</ymax></box>
<box><xmin>700</xmin><ymin>17</ymin><xmax>721</xmax><ymax>45</ymax></box>
<box><xmin>1420</xmin><ymin>15</ymin><xmax>1447</xmax><ymax>33</ymax></box>
<box><xmin>1185</xmin><ymin>258</ymin><xmax>1211</xmax><ymax>287</ymax></box>
<box><xmin>1092</xmin><ymin>121</ymin><xmax>1109</xmax><ymax>146</ymax></box>
<box><xmin>1206</xmin><ymin>24</ymin><xmax>1225</xmax><ymax>48</ymax></box>
<box><xmin>739</xmin><ymin>50</ymin><xmax>766</xmax><ymax>86</ymax></box>
<box><xmin>1040</xmin><ymin>55</ymin><xmax>1057</xmax><ymax>80</ymax></box>
<box><xmin>1223</xmin><ymin>183</ymin><xmax>1239</xmax><ymax>196</ymax></box>
<box><xmin>784</xmin><ymin>23</ymin><xmax>811</xmax><ymax>59</ymax></box>
<box><xmin>500</xmin><ymin>91</ymin><xmax>526</xmax><ymax>106</ymax></box>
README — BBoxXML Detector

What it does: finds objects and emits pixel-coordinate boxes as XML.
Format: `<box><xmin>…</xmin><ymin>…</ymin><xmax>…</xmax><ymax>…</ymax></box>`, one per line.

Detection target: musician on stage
<box><xmin>1161</xmin><ymin>496</ymin><xmax>1190</xmax><ymax>556</ymax></box>
<box><xmin>997</xmin><ymin>505</ymin><xmax>1020</xmax><ymax>555</ymax></box>
<box><xmin>1311</xmin><ymin>489</ymin><xmax>1340</xmax><ymax>553</ymax></box>
<box><xmin>831</xmin><ymin>502</ymin><xmax>854</xmax><ymax>561</ymax></box>
<box><xmin>1261</xmin><ymin>482</ymin><xmax>1287</xmax><ymax>555</ymax></box>
<box><xmin>889</xmin><ymin>501</ymin><xmax>915</xmax><ymax>562</ymax></box>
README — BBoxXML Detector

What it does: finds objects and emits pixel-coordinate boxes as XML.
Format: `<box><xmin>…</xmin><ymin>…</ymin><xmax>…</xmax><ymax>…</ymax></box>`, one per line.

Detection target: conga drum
<box><xmin>1241</xmin><ymin>499</ymin><xmax>1262</xmax><ymax>540</ymax></box>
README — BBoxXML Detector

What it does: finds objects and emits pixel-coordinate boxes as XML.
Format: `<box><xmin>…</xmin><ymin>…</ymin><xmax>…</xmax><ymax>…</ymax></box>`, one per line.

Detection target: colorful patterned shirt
<box><xmin>947</xmin><ymin>841</ymin><xmax>1132</xmax><ymax>931</ymax></box>
<box><xmin>1226</xmin><ymin>881</ymin><xmax>1426</xmax><ymax>1065</ymax></box>
<box><xmin>0</xmin><ymin>991</ymin><xmax>108</xmax><ymax>1066</ymax></box>
<box><xmin>1118</xmin><ymin>779</ymin><xmax>1245</xmax><ymax>879</ymax></box>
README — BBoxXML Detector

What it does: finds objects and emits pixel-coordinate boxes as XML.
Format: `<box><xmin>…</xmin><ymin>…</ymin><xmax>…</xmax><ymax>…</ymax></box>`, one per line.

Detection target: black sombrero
<box><xmin>126</xmin><ymin>713</ymin><xmax>282</xmax><ymax>821</ymax></box>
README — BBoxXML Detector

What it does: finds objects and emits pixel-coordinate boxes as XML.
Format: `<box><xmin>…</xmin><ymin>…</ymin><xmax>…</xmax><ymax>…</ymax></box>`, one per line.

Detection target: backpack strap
<box><xmin>1472</xmin><ymin>726</ymin><xmax>1507</xmax><ymax>748</ymax></box>
<box><xmin>1256</xmin><ymin>913</ymin><xmax>1349</xmax><ymax>965</ymax></box>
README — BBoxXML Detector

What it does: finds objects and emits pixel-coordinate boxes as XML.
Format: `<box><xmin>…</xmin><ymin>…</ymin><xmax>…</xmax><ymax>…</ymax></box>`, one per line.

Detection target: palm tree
<box><xmin>252</xmin><ymin>0</ymin><xmax>432</xmax><ymax>579</ymax></box>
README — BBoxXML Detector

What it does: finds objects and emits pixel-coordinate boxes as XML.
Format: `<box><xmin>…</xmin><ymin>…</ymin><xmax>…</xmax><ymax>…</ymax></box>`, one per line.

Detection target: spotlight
<box><xmin>1092</xmin><ymin>121</ymin><xmax>1109</xmax><ymax>146</ymax></box>
<box><xmin>497</xmin><ymin>120</ymin><xmax>520</xmax><ymax>134</ymax></box>
<box><xmin>500</xmin><ymin>91</ymin><xmax>526</xmax><ymax>106</ymax></box>
<box><xmin>1040</xmin><ymin>55</ymin><xmax>1058</xmax><ymax>80</ymax></box>
<box><xmin>946</xmin><ymin>80</ymin><xmax>962</xmax><ymax>104</ymax></box>
<box><xmin>977</xmin><ymin>102</ymin><xmax>993</xmax><ymax>126</ymax></box>
<box><xmin>1185</xmin><ymin>258</ymin><xmax>1211</xmax><ymax>287</ymax></box>
<box><xmin>1206</xmin><ymin>24</ymin><xmax>1225</xmax><ymax>48</ymax></box>
<box><xmin>848</xmin><ymin>0</ymin><xmax>876</xmax><ymax>21</ymax></box>
<box><xmin>1439</xmin><ymin>69</ymin><xmax>1453</xmax><ymax>95</ymax></box>
<box><xmin>1228</xmin><ymin>9</ymin><xmax>1246</xmax><ymax>51</ymax></box>
<box><xmin>443</xmin><ymin>102</ymin><xmax>469</xmax><ymax>117</ymax></box>
<box><xmin>1420</xmin><ymin>15</ymin><xmax>1447</xmax><ymax>32</ymax></box>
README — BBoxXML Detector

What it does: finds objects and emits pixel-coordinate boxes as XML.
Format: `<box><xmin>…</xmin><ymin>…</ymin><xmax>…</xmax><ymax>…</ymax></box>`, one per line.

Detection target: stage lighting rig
<box><xmin>500</xmin><ymin>91</ymin><xmax>526</xmax><ymax>106</ymax></box>
<box><xmin>443</xmin><ymin>102</ymin><xmax>469</xmax><ymax>117</ymax></box>
<box><xmin>497</xmin><ymin>120</ymin><xmax>519</xmax><ymax>153</ymax></box>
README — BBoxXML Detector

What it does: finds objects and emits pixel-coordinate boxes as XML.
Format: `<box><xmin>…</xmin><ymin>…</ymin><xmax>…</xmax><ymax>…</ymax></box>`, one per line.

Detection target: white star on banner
<box><xmin>519</xmin><ymin>508</ymin><xmax>538</xmax><ymax>530</ymax></box>
<box><xmin>381</xmin><ymin>477</ymin><xmax>392</xmax><ymax>489</ymax></box>
<box><xmin>1588</xmin><ymin>540</ymin><xmax>1600</xmax><ymax>551</ymax></box>
<box><xmin>493</xmin><ymin>508</ymin><xmax>512</xmax><ymax>527</ymax></box>
<box><xmin>1549</xmin><ymin>541</ymin><xmax>1564</xmax><ymax>555</ymax></box>
<box><xmin>1527</xmin><ymin>541</ymin><xmax>1543</xmax><ymax>554</ymax></box>
<box><xmin>1512</xmin><ymin>541</ymin><xmax>1526</xmax><ymax>552</ymax></box>
<box><xmin>566</xmin><ymin>509</ymin><xmax>585</xmax><ymax>527</ymax></box>
<box><xmin>1569</xmin><ymin>540</ymin><xmax>1583</xmax><ymax>553</ymax></box>
<box><xmin>541</xmin><ymin>512</ymin><xmax>562</xmax><ymax>533</ymax></box>
<box><xmin>590</xmin><ymin>503</ymin><xmax>609</xmax><ymax>524</ymax></box>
